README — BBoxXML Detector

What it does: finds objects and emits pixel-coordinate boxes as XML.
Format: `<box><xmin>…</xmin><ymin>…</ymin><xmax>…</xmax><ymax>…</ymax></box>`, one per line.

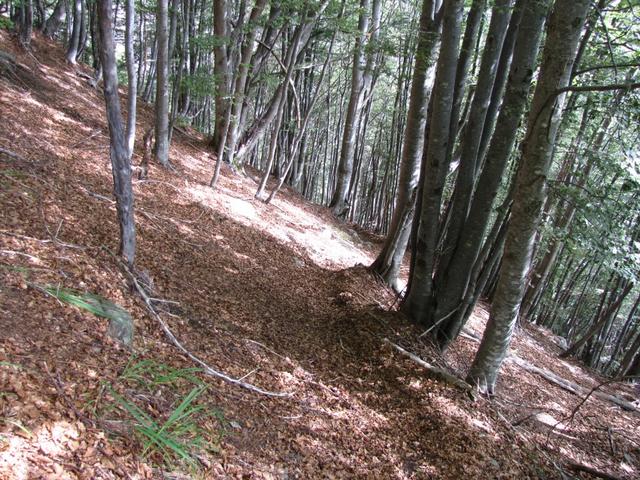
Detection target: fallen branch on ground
<box><xmin>0</xmin><ymin>147</ymin><xmax>27</xmax><ymax>162</ymax></box>
<box><xmin>119</xmin><ymin>259</ymin><xmax>291</xmax><ymax>398</ymax></box>
<box><xmin>383</xmin><ymin>339</ymin><xmax>473</xmax><ymax>392</ymax></box>
<box><xmin>567</xmin><ymin>462</ymin><xmax>623</xmax><ymax>480</ymax></box>
<box><xmin>507</xmin><ymin>356</ymin><xmax>636</xmax><ymax>412</ymax></box>
<box><xmin>458</xmin><ymin>327</ymin><xmax>636</xmax><ymax>412</ymax></box>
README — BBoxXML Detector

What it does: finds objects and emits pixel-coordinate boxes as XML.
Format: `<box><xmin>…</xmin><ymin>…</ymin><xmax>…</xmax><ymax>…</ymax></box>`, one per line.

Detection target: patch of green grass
<box><xmin>0</xmin><ymin>17</ymin><xmax>14</xmax><ymax>30</ymax></box>
<box><xmin>99</xmin><ymin>358</ymin><xmax>225</xmax><ymax>472</ymax></box>
<box><xmin>0</xmin><ymin>418</ymin><xmax>33</xmax><ymax>439</ymax></box>
<box><xmin>120</xmin><ymin>357</ymin><xmax>203</xmax><ymax>389</ymax></box>
<box><xmin>41</xmin><ymin>285</ymin><xmax>129</xmax><ymax>322</ymax></box>
<box><xmin>109</xmin><ymin>385</ymin><xmax>214</xmax><ymax>467</ymax></box>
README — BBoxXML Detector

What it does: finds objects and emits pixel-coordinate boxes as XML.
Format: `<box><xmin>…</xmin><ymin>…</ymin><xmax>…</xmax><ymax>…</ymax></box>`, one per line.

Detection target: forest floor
<box><xmin>1</xmin><ymin>31</ymin><xmax>639</xmax><ymax>480</ymax></box>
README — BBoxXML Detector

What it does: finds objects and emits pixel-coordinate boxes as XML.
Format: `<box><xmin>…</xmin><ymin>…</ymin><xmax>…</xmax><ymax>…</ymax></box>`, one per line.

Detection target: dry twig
<box><xmin>117</xmin><ymin>258</ymin><xmax>292</xmax><ymax>398</ymax></box>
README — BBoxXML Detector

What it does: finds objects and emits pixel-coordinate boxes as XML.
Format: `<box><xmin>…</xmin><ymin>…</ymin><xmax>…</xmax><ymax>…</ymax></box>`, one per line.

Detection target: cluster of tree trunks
<box><xmin>22</xmin><ymin>0</ymin><xmax>640</xmax><ymax>393</ymax></box>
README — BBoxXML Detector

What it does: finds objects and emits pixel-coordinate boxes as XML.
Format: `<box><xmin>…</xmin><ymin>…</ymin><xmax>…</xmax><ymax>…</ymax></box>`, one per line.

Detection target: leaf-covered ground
<box><xmin>1</xmin><ymin>31</ymin><xmax>639</xmax><ymax>479</ymax></box>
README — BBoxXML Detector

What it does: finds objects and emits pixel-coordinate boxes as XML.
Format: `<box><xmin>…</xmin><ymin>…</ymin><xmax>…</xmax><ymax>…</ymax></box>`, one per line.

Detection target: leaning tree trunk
<box><xmin>401</xmin><ymin>0</ymin><xmax>465</xmax><ymax>325</ymax></box>
<box><xmin>434</xmin><ymin>0</ymin><xmax>513</xmax><ymax>281</ymax></box>
<box><xmin>561</xmin><ymin>280</ymin><xmax>634</xmax><ymax>359</ymax></box>
<box><xmin>211</xmin><ymin>0</ymin><xmax>230</xmax><ymax>152</ymax></box>
<box><xmin>223</xmin><ymin>0</ymin><xmax>267</xmax><ymax>167</ymax></box>
<box><xmin>466</xmin><ymin>0</ymin><xmax>591</xmax><ymax>395</ymax></box>
<box><xmin>17</xmin><ymin>0</ymin><xmax>34</xmax><ymax>46</ymax></box>
<box><xmin>66</xmin><ymin>0</ymin><xmax>82</xmax><ymax>63</ymax></box>
<box><xmin>125</xmin><ymin>0</ymin><xmax>137</xmax><ymax>158</ymax></box>
<box><xmin>329</xmin><ymin>0</ymin><xmax>371</xmax><ymax>217</ymax></box>
<box><xmin>369</xmin><ymin>0</ymin><xmax>442</xmax><ymax>291</ymax></box>
<box><xmin>432</xmin><ymin>0</ymin><xmax>549</xmax><ymax>348</ymax></box>
<box><xmin>154</xmin><ymin>0</ymin><xmax>170</xmax><ymax>166</ymax></box>
<box><xmin>43</xmin><ymin>0</ymin><xmax>66</xmax><ymax>38</ymax></box>
<box><xmin>96</xmin><ymin>0</ymin><xmax>136</xmax><ymax>266</ymax></box>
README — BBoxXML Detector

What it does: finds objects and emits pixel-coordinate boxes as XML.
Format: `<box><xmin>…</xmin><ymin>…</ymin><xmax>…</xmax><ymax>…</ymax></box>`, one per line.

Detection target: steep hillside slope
<box><xmin>1</xmin><ymin>32</ymin><xmax>639</xmax><ymax>479</ymax></box>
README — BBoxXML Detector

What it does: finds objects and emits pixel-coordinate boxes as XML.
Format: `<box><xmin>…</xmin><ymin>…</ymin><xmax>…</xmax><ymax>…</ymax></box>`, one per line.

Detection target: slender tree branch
<box><xmin>556</xmin><ymin>81</ymin><xmax>640</xmax><ymax>95</ymax></box>
<box><xmin>574</xmin><ymin>62</ymin><xmax>640</xmax><ymax>76</ymax></box>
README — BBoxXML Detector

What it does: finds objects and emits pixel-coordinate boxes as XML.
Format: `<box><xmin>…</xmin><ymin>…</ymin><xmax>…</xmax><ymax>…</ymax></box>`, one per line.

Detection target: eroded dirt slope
<box><xmin>1</xmin><ymin>32</ymin><xmax>639</xmax><ymax>479</ymax></box>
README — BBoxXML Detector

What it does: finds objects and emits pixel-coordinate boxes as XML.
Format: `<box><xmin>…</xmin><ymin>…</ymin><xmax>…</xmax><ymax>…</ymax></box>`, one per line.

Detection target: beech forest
<box><xmin>1</xmin><ymin>0</ymin><xmax>640</xmax><ymax>478</ymax></box>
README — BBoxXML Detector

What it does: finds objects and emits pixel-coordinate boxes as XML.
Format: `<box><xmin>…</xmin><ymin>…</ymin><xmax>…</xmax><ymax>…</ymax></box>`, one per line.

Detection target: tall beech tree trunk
<box><xmin>125</xmin><ymin>0</ymin><xmax>137</xmax><ymax>158</ymax></box>
<box><xmin>212</xmin><ymin>0</ymin><xmax>230</xmax><ymax>152</ymax></box>
<box><xmin>370</xmin><ymin>0</ymin><xmax>442</xmax><ymax>290</ymax></box>
<box><xmin>17</xmin><ymin>0</ymin><xmax>33</xmax><ymax>46</ymax></box>
<box><xmin>401</xmin><ymin>0</ymin><xmax>464</xmax><ymax>324</ymax></box>
<box><xmin>448</xmin><ymin>0</ymin><xmax>485</xmax><ymax>158</ymax></box>
<box><xmin>224</xmin><ymin>0</ymin><xmax>267</xmax><ymax>167</ymax></box>
<box><xmin>432</xmin><ymin>0</ymin><xmax>548</xmax><ymax>347</ymax></box>
<box><xmin>96</xmin><ymin>0</ymin><xmax>136</xmax><ymax>266</ymax></box>
<box><xmin>66</xmin><ymin>0</ymin><xmax>82</xmax><ymax>63</ymax></box>
<box><xmin>154</xmin><ymin>0</ymin><xmax>170</xmax><ymax>166</ymax></box>
<box><xmin>329</xmin><ymin>0</ymin><xmax>371</xmax><ymax>217</ymax></box>
<box><xmin>435</xmin><ymin>0</ymin><xmax>513</xmax><ymax>280</ymax></box>
<box><xmin>43</xmin><ymin>0</ymin><xmax>66</xmax><ymax>38</ymax></box>
<box><xmin>466</xmin><ymin>0</ymin><xmax>591</xmax><ymax>395</ymax></box>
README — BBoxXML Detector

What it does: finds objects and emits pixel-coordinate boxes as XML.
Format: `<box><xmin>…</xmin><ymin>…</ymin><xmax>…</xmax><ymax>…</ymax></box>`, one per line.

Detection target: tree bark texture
<box><xmin>96</xmin><ymin>0</ymin><xmax>137</xmax><ymax>266</ymax></box>
<box><xmin>466</xmin><ymin>0</ymin><xmax>591</xmax><ymax>394</ymax></box>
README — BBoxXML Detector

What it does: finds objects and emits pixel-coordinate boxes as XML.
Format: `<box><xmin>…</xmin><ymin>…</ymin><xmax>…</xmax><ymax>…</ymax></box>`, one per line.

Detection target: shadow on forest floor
<box><xmin>1</xmin><ymin>30</ymin><xmax>639</xmax><ymax>479</ymax></box>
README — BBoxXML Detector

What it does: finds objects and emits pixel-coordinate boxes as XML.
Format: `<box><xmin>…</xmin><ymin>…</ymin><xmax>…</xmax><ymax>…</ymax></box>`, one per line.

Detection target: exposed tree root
<box><xmin>119</xmin><ymin>259</ymin><xmax>292</xmax><ymax>398</ymax></box>
<box><xmin>383</xmin><ymin>338</ymin><xmax>473</xmax><ymax>392</ymax></box>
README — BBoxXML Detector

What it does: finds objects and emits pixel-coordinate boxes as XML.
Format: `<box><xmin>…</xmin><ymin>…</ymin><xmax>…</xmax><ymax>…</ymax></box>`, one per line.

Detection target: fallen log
<box><xmin>567</xmin><ymin>462</ymin><xmax>624</xmax><ymax>480</ymax></box>
<box><xmin>507</xmin><ymin>356</ymin><xmax>637</xmax><ymax>412</ymax></box>
<box><xmin>383</xmin><ymin>339</ymin><xmax>473</xmax><ymax>392</ymax></box>
<box><xmin>458</xmin><ymin>328</ymin><xmax>636</xmax><ymax>411</ymax></box>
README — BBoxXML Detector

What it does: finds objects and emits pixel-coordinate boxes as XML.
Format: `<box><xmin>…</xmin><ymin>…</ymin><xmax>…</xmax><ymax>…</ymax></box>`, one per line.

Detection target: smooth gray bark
<box><xmin>212</xmin><ymin>0</ymin><xmax>230</xmax><ymax>152</ymax></box>
<box><xmin>96</xmin><ymin>0</ymin><xmax>136</xmax><ymax>266</ymax></box>
<box><xmin>125</xmin><ymin>0</ymin><xmax>137</xmax><ymax>159</ymax></box>
<box><xmin>436</xmin><ymin>0</ymin><xmax>513</xmax><ymax>279</ymax></box>
<box><xmin>401</xmin><ymin>0</ymin><xmax>465</xmax><ymax>325</ymax></box>
<box><xmin>370</xmin><ymin>0</ymin><xmax>442</xmax><ymax>290</ymax></box>
<box><xmin>43</xmin><ymin>0</ymin><xmax>66</xmax><ymax>38</ymax></box>
<box><xmin>224</xmin><ymin>0</ymin><xmax>267</xmax><ymax>167</ymax></box>
<box><xmin>329</xmin><ymin>0</ymin><xmax>371</xmax><ymax>216</ymax></box>
<box><xmin>433</xmin><ymin>0</ymin><xmax>548</xmax><ymax>347</ymax></box>
<box><xmin>66</xmin><ymin>0</ymin><xmax>82</xmax><ymax>63</ymax></box>
<box><xmin>467</xmin><ymin>0</ymin><xmax>591</xmax><ymax>395</ymax></box>
<box><xmin>154</xmin><ymin>0</ymin><xmax>170</xmax><ymax>166</ymax></box>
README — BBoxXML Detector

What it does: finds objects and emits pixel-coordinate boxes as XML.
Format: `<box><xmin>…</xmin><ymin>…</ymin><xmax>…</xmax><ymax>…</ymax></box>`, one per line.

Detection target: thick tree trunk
<box><xmin>329</xmin><ymin>0</ymin><xmax>371</xmax><ymax>217</ymax></box>
<box><xmin>96</xmin><ymin>0</ymin><xmax>136</xmax><ymax>266</ymax></box>
<box><xmin>43</xmin><ymin>0</ymin><xmax>66</xmax><ymax>38</ymax></box>
<box><xmin>17</xmin><ymin>0</ymin><xmax>34</xmax><ymax>46</ymax></box>
<box><xmin>435</xmin><ymin>0</ymin><xmax>513</xmax><ymax>279</ymax></box>
<box><xmin>401</xmin><ymin>0</ymin><xmax>464</xmax><ymax>325</ymax></box>
<box><xmin>66</xmin><ymin>0</ymin><xmax>82</xmax><ymax>63</ymax></box>
<box><xmin>370</xmin><ymin>0</ymin><xmax>442</xmax><ymax>290</ymax></box>
<box><xmin>429</xmin><ymin>0</ymin><xmax>547</xmax><ymax>346</ymax></box>
<box><xmin>212</xmin><ymin>0</ymin><xmax>230</xmax><ymax>152</ymax></box>
<box><xmin>154</xmin><ymin>0</ymin><xmax>170</xmax><ymax>166</ymax></box>
<box><xmin>466</xmin><ymin>0</ymin><xmax>591</xmax><ymax>395</ymax></box>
